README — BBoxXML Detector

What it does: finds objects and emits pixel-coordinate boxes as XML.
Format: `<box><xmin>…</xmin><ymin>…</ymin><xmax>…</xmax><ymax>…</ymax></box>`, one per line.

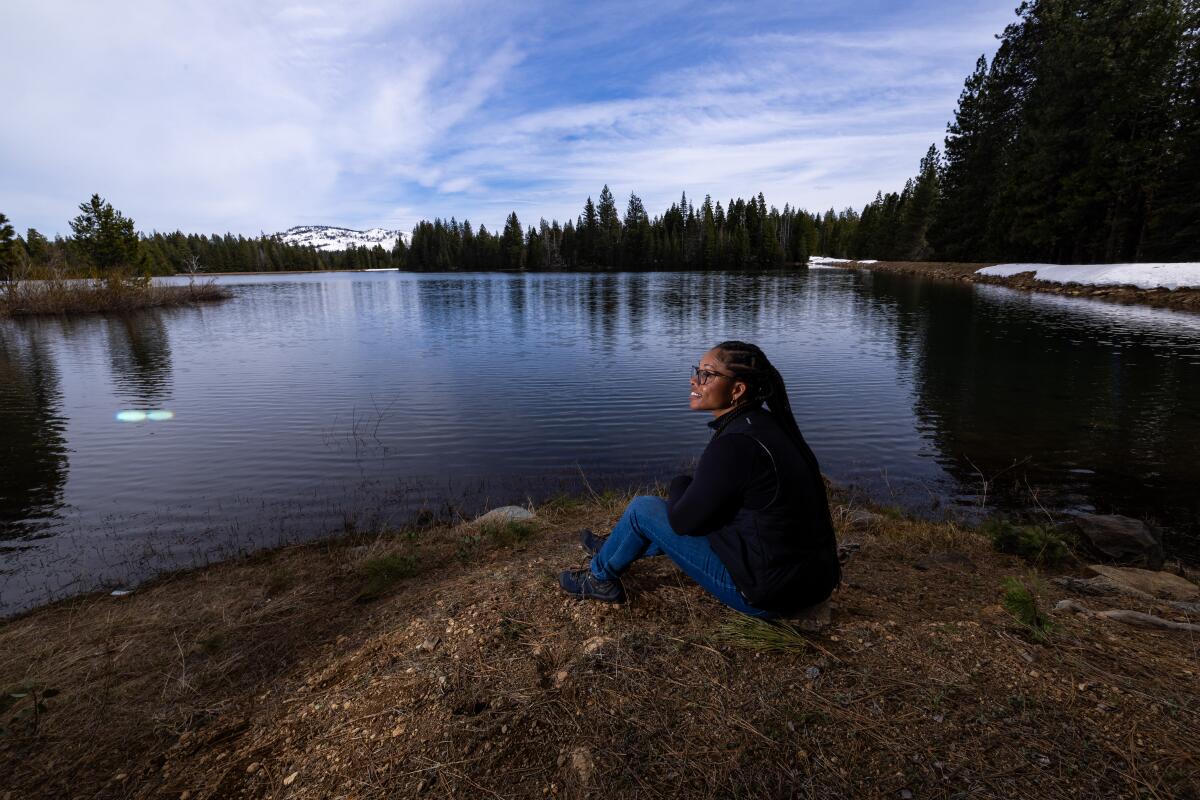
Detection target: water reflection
<box><xmin>0</xmin><ymin>323</ymin><xmax>68</xmax><ymax>540</ymax></box>
<box><xmin>861</xmin><ymin>272</ymin><xmax>1200</xmax><ymax>552</ymax></box>
<box><xmin>107</xmin><ymin>312</ymin><xmax>173</xmax><ymax>405</ymax></box>
<box><xmin>4</xmin><ymin>270</ymin><xmax>1200</xmax><ymax>615</ymax></box>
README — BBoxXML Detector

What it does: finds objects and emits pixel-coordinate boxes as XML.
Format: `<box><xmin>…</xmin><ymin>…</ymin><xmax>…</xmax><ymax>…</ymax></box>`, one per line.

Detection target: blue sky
<box><xmin>1</xmin><ymin>0</ymin><xmax>1016</xmax><ymax>237</ymax></box>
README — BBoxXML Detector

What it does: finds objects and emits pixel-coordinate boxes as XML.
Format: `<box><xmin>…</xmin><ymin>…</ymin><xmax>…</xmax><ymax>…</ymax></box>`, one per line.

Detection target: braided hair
<box><xmin>714</xmin><ymin>341</ymin><xmax>800</xmax><ymax>439</ymax></box>
<box><xmin>714</xmin><ymin>340</ymin><xmax>833</xmax><ymax>526</ymax></box>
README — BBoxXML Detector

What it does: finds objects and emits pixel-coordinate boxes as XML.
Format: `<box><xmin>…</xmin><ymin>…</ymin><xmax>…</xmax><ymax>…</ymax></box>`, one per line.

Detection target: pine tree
<box><xmin>597</xmin><ymin>185</ymin><xmax>620</xmax><ymax>267</ymax></box>
<box><xmin>69</xmin><ymin>194</ymin><xmax>140</xmax><ymax>273</ymax></box>
<box><xmin>23</xmin><ymin>228</ymin><xmax>50</xmax><ymax>268</ymax></box>
<box><xmin>896</xmin><ymin>145</ymin><xmax>940</xmax><ymax>260</ymax></box>
<box><xmin>1144</xmin><ymin>0</ymin><xmax>1200</xmax><ymax>259</ymax></box>
<box><xmin>929</xmin><ymin>49</ymin><xmax>1023</xmax><ymax>260</ymax></box>
<box><xmin>0</xmin><ymin>213</ymin><xmax>18</xmax><ymax>283</ymax></box>
<box><xmin>622</xmin><ymin>193</ymin><xmax>651</xmax><ymax>269</ymax></box>
<box><xmin>525</xmin><ymin>225</ymin><xmax>546</xmax><ymax>271</ymax></box>
<box><xmin>580</xmin><ymin>198</ymin><xmax>599</xmax><ymax>266</ymax></box>
<box><xmin>501</xmin><ymin>212</ymin><xmax>525</xmax><ymax>270</ymax></box>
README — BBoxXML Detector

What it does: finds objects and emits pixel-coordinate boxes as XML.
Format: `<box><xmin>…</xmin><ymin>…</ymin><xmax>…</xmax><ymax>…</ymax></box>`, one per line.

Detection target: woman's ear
<box><xmin>732</xmin><ymin>380</ymin><xmax>748</xmax><ymax>404</ymax></box>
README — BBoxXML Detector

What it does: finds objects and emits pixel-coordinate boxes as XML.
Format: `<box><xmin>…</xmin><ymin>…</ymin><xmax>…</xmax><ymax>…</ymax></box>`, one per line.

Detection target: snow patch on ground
<box><xmin>275</xmin><ymin>225</ymin><xmax>406</xmax><ymax>252</ymax></box>
<box><xmin>978</xmin><ymin>262</ymin><xmax>1200</xmax><ymax>290</ymax></box>
<box><xmin>808</xmin><ymin>256</ymin><xmax>878</xmax><ymax>265</ymax></box>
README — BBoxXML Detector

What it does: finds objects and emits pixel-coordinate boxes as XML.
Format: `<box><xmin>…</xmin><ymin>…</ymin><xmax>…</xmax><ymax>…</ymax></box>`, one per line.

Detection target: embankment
<box><xmin>817</xmin><ymin>259</ymin><xmax>1200</xmax><ymax>312</ymax></box>
<box><xmin>0</xmin><ymin>495</ymin><xmax>1196</xmax><ymax>799</ymax></box>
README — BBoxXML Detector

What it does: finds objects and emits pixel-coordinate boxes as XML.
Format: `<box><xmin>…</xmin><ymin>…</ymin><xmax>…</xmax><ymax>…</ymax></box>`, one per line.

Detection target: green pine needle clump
<box><xmin>1001</xmin><ymin>577</ymin><xmax>1054</xmax><ymax>643</ymax></box>
<box><xmin>356</xmin><ymin>553</ymin><xmax>421</xmax><ymax>601</ymax></box>
<box><xmin>983</xmin><ymin>518</ymin><xmax>1071</xmax><ymax>566</ymax></box>
<box><xmin>715</xmin><ymin>615</ymin><xmax>812</xmax><ymax>654</ymax></box>
<box><xmin>481</xmin><ymin>519</ymin><xmax>537</xmax><ymax>547</ymax></box>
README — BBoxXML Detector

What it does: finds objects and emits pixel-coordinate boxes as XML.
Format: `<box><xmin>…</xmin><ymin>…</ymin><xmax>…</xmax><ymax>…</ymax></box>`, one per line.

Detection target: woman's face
<box><xmin>689</xmin><ymin>348</ymin><xmax>746</xmax><ymax>416</ymax></box>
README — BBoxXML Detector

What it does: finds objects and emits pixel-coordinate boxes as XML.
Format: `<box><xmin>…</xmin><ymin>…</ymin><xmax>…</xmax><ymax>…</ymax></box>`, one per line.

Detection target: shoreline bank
<box><xmin>0</xmin><ymin>279</ymin><xmax>232</xmax><ymax>317</ymax></box>
<box><xmin>1</xmin><ymin>494</ymin><xmax>1196</xmax><ymax>798</ymax></box>
<box><xmin>818</xmin><ymin>259</ymin><xmax>1200</xmax><ymax>312</ymax></box>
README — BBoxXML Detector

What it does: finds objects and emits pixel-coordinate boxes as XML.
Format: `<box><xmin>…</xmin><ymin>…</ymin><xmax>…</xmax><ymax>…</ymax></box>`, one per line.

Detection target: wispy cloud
<box><xmin>0</xmin><ymin>0</ymin><xmax>1015</xmax><ymax>236</ymax></box>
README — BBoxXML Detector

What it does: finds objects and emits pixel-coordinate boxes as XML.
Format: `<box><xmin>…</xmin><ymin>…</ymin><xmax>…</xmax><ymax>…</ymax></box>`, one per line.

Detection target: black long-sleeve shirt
<box><xmin>665</xmin><ymin>404</ymin><xmax>839</xmax><ymax>612</ymax></box>
<box><xmin>666</xmin><ymin>434</ymin><xmax>773</xmax><ymax>535</ymax></box>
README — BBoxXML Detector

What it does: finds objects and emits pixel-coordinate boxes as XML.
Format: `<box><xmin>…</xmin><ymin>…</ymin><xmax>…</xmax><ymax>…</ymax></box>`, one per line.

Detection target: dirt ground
<box><xmin>1</xmin><ymin>495</ymin><xmax>1197</xmax><ymax>799</ymax></box>
<box><xmin>826</xmin><ymin>259</ymin><xmax>1200</xmax><ymax>312</ymax></box>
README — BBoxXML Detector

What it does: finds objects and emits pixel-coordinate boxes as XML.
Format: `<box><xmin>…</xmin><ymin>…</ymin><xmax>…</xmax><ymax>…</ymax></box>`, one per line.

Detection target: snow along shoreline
<box><xmin>810</xmin><ymin>256</ymin><xmax>1200</xmax><ymax>290</ymax></box>
<box><xmin>977</xmin><ymin>262</ymin><xmax>1200</xmax><ymax>291</ymax></box>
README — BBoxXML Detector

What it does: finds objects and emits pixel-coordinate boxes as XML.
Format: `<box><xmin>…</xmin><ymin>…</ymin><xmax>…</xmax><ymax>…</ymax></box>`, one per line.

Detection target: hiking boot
<box><xmin>558</xmin><ymin>568</ymin><xmax>626</xmax><ymax>603</ymax></box>
<box><xmin>578</xmin><ymin>528</ymin><xmax>607</xmax><ymax>556</ymax></box>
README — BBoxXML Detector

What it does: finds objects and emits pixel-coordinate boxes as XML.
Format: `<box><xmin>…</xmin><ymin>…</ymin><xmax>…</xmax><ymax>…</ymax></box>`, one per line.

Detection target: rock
<box><xmin>474</xmin><ymin>506</ymin><xmax>535</xmax><ymax>525</ymax></box>
<box><xmin>569</xmin><ymin>747</ymin><xmax>594</xmax><ymax>788</ymax></box>
<box><xmin>552</xmin><ymin>669</ymin><xmax>570</xmax><ymax>688</ymax></box>
<box><xmin>1086</xmin><ymin>565</ymin><xmax>1198</xmax><ymax>602</ymax></box>
<box><xmin>837</xmin><ymin>541</ymin><xmax>862</xmax><ymax>564</ymax></box>
<box><xmin>246</xmin><ymin>762</ymin><xmax>259</xmax><ymax>774</ymax></box>
<box><xmin>913</xmin><ymin>550</ymin><xmax>977</xmax><ymax>573</ymax></box>
<box><xmin>1051</xmin><ymin>575</ymin><xmax>1123</xmax><ymax>597</ymax></box>
<box><xmin>1072</xmin><ymin>514</ymin><xmax>1163</xmax><ymax>569</ymax></box>
<box><xmin>416</xmin><ymin>637</ymin><xmax>440</xmax><ymax>653</ymax></box>
<box><xmin>783</xmin><ymin>599</ymin><xmax>833</xmax><ymax>633</ymax></box>
<box><xmin>581</xmin><ymin>636</ymin><xmax>615</xmax><ymax>656</ymax></box>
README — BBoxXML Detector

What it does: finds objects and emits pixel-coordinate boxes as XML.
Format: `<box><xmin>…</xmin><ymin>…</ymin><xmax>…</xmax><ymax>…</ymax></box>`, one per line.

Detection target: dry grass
<box><xmin>1</xmin><ymin>493</ymin><xmax>1197</xmax><ymax>799</ymax></box>
<box><xmin>0</xmin><ymin>276</ymin><xmax>231</xmax><ymax>317</ymax></box>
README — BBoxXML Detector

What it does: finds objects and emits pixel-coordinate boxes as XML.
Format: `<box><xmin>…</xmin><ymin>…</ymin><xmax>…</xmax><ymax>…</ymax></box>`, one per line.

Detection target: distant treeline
<box><xmin>832</xmin><ymin>0</ymin><xmax>1200</xmax><ymax>264</ymax></box>
<box><xmin>406</xmin><ymin>187</ymin><xmax>822</xmax><ymax>271</ymax></box>
<box><xmin>1</xmin><ymin>190</ymin><xmax>836</xmax><ymax>276</ymax></box>
<box><xmin>0</xmin><ymin>223</ymin><xmax>404</xmax><ymax>278</ymax></box>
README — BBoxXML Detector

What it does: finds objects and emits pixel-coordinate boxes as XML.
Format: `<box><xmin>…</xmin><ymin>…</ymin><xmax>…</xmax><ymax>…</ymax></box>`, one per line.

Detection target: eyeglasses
<box><xmin>691</xmin><ymin>365</ymin><xmax>733</xmax><ymax>385</ymax></box>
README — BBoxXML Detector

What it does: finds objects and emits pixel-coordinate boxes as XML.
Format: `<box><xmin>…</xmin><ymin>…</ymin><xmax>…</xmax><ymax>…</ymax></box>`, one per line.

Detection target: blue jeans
<box><xmin>590</xmin><ymin>495</ymin><xmax>778</xmax><ymax>619</ymax></box>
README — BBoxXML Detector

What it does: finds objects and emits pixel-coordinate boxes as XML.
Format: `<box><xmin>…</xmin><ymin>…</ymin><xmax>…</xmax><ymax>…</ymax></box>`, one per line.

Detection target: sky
<box><xmin>0</xmin><ymin>0</ymin><xmax>1017</xmax><ymax>238</ymax></box>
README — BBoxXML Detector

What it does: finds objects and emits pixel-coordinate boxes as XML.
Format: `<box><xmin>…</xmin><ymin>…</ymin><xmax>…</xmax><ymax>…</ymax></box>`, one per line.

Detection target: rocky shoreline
<box><xmin>1</xmin><ymin>493</ymin><xmax>1196</xmax><ymax>799</ymax></box>
<box><xmin>821</xmin><ymin>259</ymin><xmax>1200</xmax><ymax>312</ymax></box>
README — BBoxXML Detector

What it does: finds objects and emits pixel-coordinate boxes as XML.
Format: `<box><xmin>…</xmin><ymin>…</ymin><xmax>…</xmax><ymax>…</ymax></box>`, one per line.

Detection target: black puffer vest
<box><xmin>707</xmin><ymin>408</ymin><xmax>840</xmax><ymax>613</ymax></box>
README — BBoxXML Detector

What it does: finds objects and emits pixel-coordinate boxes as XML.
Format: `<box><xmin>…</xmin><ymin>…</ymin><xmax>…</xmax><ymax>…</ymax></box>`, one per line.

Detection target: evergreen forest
<box><xmin>840</xmin><ymin>0</ymin><xmax>1200</xmax><ymax>263</ymax></box>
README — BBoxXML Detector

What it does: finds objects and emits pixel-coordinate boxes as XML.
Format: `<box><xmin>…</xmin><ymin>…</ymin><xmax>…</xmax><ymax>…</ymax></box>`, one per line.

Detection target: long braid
<box><xmin>715</xmin><ymin>340</ymin><xmax>834</xmax><ymax>534</ymax></box>
<box><xmin>713</xmin><ymin>341</ymin><xmax>796</xmax><ymax>439</ymax></box>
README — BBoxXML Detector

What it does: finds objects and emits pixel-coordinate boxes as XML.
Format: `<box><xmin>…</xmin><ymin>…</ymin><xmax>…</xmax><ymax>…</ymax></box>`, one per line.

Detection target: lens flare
<box><xmin>115</xmin><ymin>409</ymin><xmax>175</xmax><ymax>423</ymax></box>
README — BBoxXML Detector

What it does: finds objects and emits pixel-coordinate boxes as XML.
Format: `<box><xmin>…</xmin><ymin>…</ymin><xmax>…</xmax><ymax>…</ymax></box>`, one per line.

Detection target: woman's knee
<box><xmin>627</xmin><ymin>495</ymin><xmax>667</xmax><ymax>521</ymax></box>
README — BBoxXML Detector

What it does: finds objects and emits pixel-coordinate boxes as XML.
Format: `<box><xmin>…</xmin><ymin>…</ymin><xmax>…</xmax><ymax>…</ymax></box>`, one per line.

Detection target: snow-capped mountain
<box><xmin>273</xmin><ymin>225</ymin><xmax>406</xmax><ymax>252</ymax></box>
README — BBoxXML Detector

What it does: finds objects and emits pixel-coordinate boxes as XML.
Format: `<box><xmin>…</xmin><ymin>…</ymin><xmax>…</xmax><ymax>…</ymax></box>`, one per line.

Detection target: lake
<box><xmin>3</xmin><ymin>268</ymin><xmax>1199</xmax><ymax>615</ymax></box>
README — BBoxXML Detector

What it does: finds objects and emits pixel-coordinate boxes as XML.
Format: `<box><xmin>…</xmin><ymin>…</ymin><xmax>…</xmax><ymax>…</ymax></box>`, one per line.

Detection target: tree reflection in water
<box><xmin>0</xmin><ymin>322</ymin><xmax>68</xmax><ymax>541</ymax></box>
<box><xmin>855</xmin><ymin>271</ymin><xmax>1200</xmax><ymax>556</ymax></box>
<box><xmin>106</xmin><ymin>311</ymin><xmax>173</xmax><ymax>406</ymax></box>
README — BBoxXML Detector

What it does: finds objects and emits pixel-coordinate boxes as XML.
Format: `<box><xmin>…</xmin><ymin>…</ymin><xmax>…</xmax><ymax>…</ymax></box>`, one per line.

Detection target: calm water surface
<box><xmin>3</xmin><ymin>269</ymin><xmax>1199</xmax><ymax>614</ymax></box>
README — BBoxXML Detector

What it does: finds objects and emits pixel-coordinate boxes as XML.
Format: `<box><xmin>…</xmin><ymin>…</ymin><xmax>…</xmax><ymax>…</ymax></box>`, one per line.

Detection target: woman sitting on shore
<box><xmin>559</xmin><ymin>341</ymin><xmax>840</xmax><ymax>618</ymax></box>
